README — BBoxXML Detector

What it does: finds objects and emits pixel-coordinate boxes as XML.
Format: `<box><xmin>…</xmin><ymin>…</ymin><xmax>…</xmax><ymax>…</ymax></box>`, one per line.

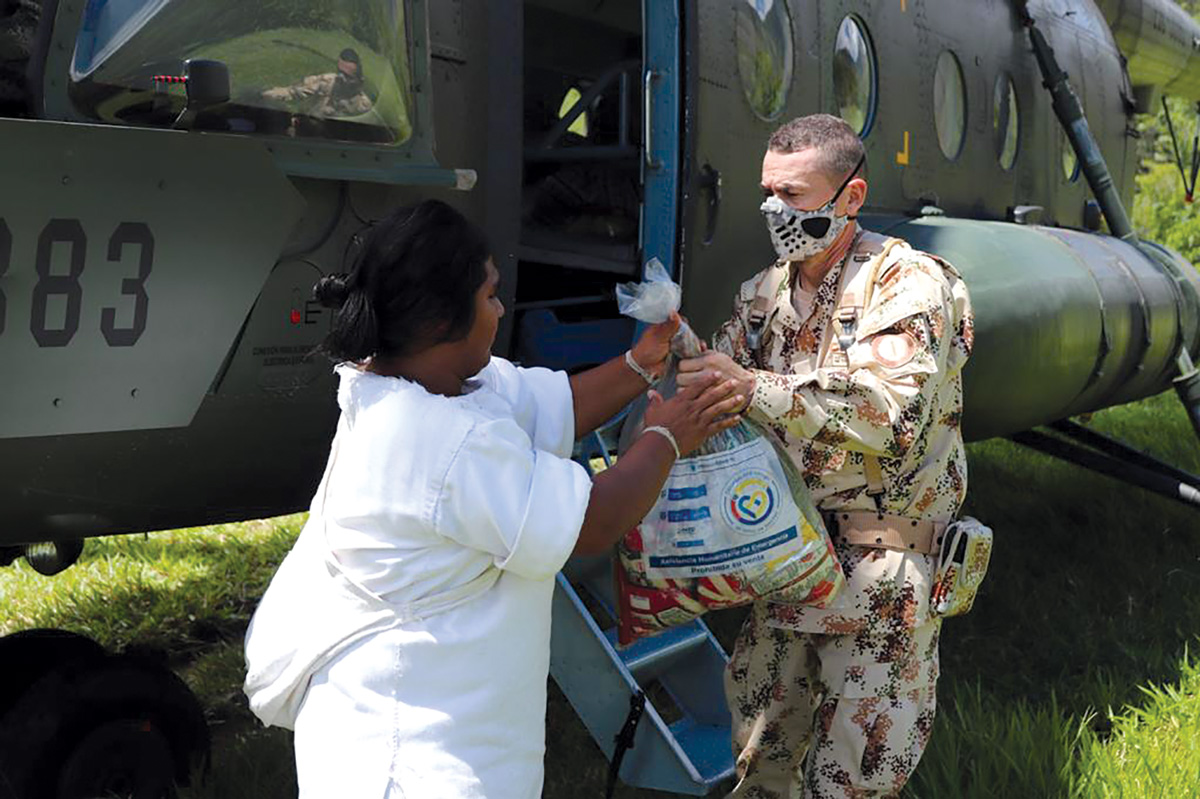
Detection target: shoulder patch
<box><xmin>871</xmin><ymin>332</ymin><xmax>918</xmax><ymax>368</ymax></box>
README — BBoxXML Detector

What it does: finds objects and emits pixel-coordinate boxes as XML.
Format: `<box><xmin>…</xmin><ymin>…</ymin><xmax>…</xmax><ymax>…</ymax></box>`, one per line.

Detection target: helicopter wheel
<box><xmin>0</xmin><ymin>651</ymin><xmax>210</xmax><ymax>799</ymax></box>
<box><xmin>0</xmin><ymin>629</ymin><xmax>106</xmax><ymax>718</ymax></box>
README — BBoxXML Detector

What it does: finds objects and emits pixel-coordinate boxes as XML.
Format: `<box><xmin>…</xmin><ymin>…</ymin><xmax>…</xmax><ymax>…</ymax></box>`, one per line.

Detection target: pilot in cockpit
<box><xmin>261</xmin><ymin>47</ymin><xmax>373</xmax><ymax>120</ymax></box>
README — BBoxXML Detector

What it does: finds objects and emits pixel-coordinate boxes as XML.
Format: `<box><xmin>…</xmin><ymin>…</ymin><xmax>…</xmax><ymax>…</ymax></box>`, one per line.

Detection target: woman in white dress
<box><xmin>244</xmin><ymin>200</ymin><xmax>743</xmax><ymax>798</ymax></box>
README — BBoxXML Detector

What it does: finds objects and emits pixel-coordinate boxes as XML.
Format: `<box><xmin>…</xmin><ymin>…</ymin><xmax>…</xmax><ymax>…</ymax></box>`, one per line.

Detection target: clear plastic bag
<box><xmin>613</xmin><ymin>260</ymin><xmax>844</xmax><ymax>646</ymax></box>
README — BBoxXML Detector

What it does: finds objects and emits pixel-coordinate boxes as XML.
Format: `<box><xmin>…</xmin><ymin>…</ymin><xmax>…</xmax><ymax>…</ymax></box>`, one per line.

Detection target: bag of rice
<box><xmin>613</xmin><ymin>260</ymin><xmax>844</xmax><ymax>646</ymax></box>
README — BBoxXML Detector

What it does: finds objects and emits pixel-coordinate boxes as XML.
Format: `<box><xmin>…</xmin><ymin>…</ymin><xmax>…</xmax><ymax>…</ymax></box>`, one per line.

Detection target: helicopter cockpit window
<box><xmin>933</xmin><ymin>50</ymin><xmax>965</xmax><ymax>161</ymax></box>
<box><xmin>735</xmin><ymin>0</ymin><xmax>794</xmax><ymax>121</ymax></box>
<box><xmin>833</xmin><ymin>16</ymin><xmax>875</xmax><ymax>137</ymax></box>
<box><xmin>69</xmin><ymin>0</ymin><xmax>414</xmax><ymax>145</ymax></box>
<box><xmin>993</xmin><ymin>73</ymin><xmax>1018</xmax><ymax>171</ymax></box>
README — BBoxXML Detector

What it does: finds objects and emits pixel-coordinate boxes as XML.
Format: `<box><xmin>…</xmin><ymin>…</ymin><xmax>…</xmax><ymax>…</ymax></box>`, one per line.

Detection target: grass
<box><xmin>0</xmin><ymin>517</ymin><xmax>301</xmax><ymax>655</ymax></box>
<box><xmin>3</xmin><ymin>393</ymin><xmax>1200</xmax><ymax>797</ymax></box>
<box><xmin>905</xmin><ymin>389</ymin><xmax>1200</xmax><ymax>799</ymax></box>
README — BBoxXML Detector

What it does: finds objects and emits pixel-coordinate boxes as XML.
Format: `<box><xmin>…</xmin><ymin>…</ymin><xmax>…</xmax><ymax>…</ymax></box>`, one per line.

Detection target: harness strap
<box><xmin>828</xmin><ymin>235</ymin><xmax>905</xmax><ymax>511</ymax></box>
<box><xmin>861</xmin><ymin>453</ymin><xmax>887</xmax><ymax>514</ymax></box>
<box><xmin>745</xmin><ymin>262</ymin><xmax>789</xmax><ymax>358</ymax></box>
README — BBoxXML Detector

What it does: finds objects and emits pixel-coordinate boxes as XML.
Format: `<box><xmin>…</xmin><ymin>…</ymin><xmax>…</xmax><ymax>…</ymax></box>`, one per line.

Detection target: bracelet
<box><xmin>642</xmin><ymin>425</ymin><xmax>681</xmax><ymax>459</ymax></box>
<box><xmin>624</xmin><ymin>349</ymin><xmax>658</xmax><ymax>385</ymax></box>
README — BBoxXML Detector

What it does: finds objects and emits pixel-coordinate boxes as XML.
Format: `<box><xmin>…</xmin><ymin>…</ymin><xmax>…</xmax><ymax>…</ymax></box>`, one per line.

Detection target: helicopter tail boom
<box><xmin>1096</xmin><ymin>0</ymin><xmax>1200</xmax><ymax>105</ymax></box>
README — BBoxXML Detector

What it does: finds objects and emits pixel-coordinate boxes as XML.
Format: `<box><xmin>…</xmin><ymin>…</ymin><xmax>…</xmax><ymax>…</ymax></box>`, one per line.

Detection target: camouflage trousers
<box><xmin>724</xmin><ymin>605</ymin><xmax>940</xmax><ymax>799</ymax></box>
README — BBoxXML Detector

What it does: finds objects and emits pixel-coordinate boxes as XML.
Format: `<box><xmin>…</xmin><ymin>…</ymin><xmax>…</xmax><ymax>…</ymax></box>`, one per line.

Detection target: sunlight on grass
<box><xmin>1073</xmin><ymin>655</ymin><xmax>1200</xmax><ymax>797</ymax></box>
<box><xmin>0</xmin><ymin>516</ymin><xmax>302</xmax><ymax>654</ymax></box>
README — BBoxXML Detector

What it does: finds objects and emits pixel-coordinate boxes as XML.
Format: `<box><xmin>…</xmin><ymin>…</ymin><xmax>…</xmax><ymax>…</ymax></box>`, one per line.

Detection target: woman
<box><xmin>244</xmin><ymin>200</ymin><xmax>742</xmax><ymax>798</ymax></box>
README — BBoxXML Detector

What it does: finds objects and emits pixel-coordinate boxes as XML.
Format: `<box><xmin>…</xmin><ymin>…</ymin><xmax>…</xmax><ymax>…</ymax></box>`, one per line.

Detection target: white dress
<box><xmin>243</xmin><ymin>358</ymin><xmax>592</xmax><ymax>799</ymax></box>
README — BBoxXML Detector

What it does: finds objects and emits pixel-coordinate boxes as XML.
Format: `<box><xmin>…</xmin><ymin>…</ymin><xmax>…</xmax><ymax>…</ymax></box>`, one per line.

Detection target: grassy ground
<box><xmin>2</xmin><ymin>393</ymin><xmax>1200</xmax><ymax>797</ymax></box>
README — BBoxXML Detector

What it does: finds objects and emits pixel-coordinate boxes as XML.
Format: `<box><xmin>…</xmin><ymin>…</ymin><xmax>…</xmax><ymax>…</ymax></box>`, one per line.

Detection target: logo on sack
<box><xmin>723</xmin><ymin>472</ymin><xmax>778</xmax><ymax>530</ymax></box>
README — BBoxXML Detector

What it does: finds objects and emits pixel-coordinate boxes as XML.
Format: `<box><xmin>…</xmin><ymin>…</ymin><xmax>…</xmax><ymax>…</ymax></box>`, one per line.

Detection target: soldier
<box><xmin>261</xmin><ymin>47</ymin><xmax>372</xmax><ymax>119</ymax></box>
<box><xmin>676</xmin><ymin>114</ymin><xmax>974</xmax><ymax>798</ymax></box>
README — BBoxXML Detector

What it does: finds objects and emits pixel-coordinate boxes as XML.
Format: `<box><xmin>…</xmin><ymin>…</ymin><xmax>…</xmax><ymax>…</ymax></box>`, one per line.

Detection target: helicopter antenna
<box><xmin>1159</xmin><ymin>96</ymin><xmax>1200</xmax><ymax>203</ymax></box>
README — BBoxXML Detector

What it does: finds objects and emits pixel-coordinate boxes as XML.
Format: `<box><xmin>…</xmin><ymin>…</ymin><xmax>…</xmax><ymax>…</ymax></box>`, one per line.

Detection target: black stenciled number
<box><xmin>0</xmin><ymin>219</ymin><xmax>10</xmax><ymax>336</ymax></box>
<box><xmin>101</xmin><ymin>222</ymin><xmax>154</xmax><ymax>346</ymax></box>
<box><xmin>30</xmin><ymin>219</ymin><xmax>87</xmax><ymax>347</ymax></box>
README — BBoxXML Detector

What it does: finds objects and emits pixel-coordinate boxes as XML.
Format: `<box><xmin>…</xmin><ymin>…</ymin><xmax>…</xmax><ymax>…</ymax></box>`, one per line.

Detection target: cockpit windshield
<box><xmin>70</xmin><ymin>0</ymin><xmax>414</xmax><ymax>145</ymax></box>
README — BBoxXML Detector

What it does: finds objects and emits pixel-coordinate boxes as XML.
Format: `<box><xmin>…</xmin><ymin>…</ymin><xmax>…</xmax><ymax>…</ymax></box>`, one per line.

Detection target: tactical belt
<box><xmin>824</xmin><ymin>511</ymin><xmax>947</xmax><ymax>555</ymax></box>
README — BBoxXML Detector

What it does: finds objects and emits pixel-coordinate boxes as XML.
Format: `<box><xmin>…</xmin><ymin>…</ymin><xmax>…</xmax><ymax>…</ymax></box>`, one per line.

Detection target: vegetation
<box><xmin>1133</xmin><ymin>96</ymin><xmax>1200</xmax><ymax>264</ymax></box>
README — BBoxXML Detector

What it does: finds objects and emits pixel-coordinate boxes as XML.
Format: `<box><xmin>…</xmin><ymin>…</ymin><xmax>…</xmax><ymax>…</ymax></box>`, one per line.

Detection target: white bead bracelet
<box><xmin>624</xmin><ymin>350</ymin><xmax>658</xmax><ymax>385</ymax></box>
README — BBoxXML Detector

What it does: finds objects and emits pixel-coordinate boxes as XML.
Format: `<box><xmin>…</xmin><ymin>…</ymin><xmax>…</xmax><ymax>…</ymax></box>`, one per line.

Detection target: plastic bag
<box><xmin>613</xmin><ymin>260</ymin><xmax>844</xmax><ymax>646</ymax></box>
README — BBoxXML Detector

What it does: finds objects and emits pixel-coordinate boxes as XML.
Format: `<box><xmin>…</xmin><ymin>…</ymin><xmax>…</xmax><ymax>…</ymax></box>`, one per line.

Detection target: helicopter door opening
<box><xmin>509</xmin><ymin>0</ymin><xmax>679</xmax><ymax>374</ymax></box>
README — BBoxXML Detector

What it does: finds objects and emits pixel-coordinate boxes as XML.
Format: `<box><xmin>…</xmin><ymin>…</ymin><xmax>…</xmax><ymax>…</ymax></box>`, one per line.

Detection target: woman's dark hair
<box><xmin>314</xmin><ymin>200</ymin><xmax>490</xmax><ymax>362</ymax></box>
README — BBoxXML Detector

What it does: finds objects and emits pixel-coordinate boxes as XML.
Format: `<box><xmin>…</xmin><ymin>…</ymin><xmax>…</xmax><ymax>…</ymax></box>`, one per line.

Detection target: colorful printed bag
<box><xmin>612</xmin><ymin>260</ymin><xmax>844</xmax><ymax>646</ymax></box>
<box><xmin>930</xmin><ymin>516</ymin><xmax>993</xmax><ymax>617</ymax></box>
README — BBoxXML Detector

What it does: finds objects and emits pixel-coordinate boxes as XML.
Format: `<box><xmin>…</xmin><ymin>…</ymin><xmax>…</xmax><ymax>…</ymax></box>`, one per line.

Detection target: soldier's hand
<box><xmin>677</xmin><ymin>351</ymin><xmax>755</xmax><ymax>413</ymax></box>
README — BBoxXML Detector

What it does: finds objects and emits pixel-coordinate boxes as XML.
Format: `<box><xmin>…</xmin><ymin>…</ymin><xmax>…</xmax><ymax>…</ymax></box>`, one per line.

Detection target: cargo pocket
<box><xmin>812</xmin><ymin>690</ymin><xmax>938</xmax><ymax>793</ymax></box>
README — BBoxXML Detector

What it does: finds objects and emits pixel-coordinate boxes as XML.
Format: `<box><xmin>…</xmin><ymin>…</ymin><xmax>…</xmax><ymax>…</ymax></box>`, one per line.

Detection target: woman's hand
<box><xmin>629</xmin><ymin>311</ymin><xmax>681</xmax><ymax>380</ymax></box>
<box><xmin>677</xmin><ymin>351</ymin><xmax>755</xmax><ymax>412</ymax></box>
<box><xmin>644</xmin><ymin>374</ymin><xmax>744</xmax><ymax>456</ymax></box>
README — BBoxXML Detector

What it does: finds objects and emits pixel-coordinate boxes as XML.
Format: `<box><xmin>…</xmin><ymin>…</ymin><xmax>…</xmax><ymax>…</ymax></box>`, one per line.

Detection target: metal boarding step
<box><xmin>549</xmin><ymin>432</ymin><xmax>735</xmax><ymax>796</ymax></box>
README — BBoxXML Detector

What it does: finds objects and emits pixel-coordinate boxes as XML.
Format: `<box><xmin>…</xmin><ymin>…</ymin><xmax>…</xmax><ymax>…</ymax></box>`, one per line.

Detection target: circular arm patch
<box><xmin>870</xmin><ymin>332</ymin><xmax>918</xmax><ymax>368</ymax></box>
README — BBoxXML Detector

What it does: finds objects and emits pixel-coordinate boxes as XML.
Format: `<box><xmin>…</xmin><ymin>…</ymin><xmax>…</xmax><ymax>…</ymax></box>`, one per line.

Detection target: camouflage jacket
<box><xmin>713</xmin><ymin>228</ymin><xmax>974</xmax><ymax>633</ymax></box>
<box><xmin>263</xmin><ymin>73</ymin><xmax>372</xmax><ymax>118</ymax></box>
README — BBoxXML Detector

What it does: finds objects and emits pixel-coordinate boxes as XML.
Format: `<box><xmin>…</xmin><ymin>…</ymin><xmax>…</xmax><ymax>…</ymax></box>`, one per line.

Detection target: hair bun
<box><xmin>314</xmin><ymin>273</ymin><xmax>351</xmax><ymax>309</ymax></box>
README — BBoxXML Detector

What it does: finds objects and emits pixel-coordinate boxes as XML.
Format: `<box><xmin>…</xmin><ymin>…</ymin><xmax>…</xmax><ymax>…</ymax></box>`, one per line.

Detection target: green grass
<box><xmin>4</xmin><ymin>394</ymin><xmax>1200</xmax><ymax>797</ymax></box>
<box><xmin>0</xmin><ymin>516</ymin><xmax>301</xmax><ymax>654</ymax></box>
<box><xmin>905</xmin><ymin>390</ymin><xmax>1200</xmax><ymax>799</ymax></box>
<box><xmin>1073</xmin><ymin>656</ymin><xmax>1200</xmax><ymax>798</ymax></box>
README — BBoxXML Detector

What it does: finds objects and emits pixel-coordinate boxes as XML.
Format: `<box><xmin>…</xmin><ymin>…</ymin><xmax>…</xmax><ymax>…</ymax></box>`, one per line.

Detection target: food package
<box><xmin>613</xmin><ymin>260</ymin><xmax>844</xmax><ymax>646</ymax></box>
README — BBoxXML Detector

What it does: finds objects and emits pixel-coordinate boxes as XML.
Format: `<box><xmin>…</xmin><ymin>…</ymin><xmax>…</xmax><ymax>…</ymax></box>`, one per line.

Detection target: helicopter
<box><xmin>2</xmin><ymin>0</ymin><xmax>1200</xmax><ymax>795</ymax></box>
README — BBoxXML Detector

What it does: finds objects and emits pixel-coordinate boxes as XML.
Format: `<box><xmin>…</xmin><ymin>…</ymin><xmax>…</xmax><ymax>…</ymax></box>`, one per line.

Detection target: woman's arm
<box><xmin>572</xmin><ymin>375</ymin><xmax>744</xmax><ymax>555</ymax></box>
<box><xmin>569</xmin><ymin>313</ymin><xmax>682</xmax><ymax>439</ymax></box>
<box><xmin>568</xmin><ymin>354</ymin><xmax>654</xmax><ymax>439</ymax></box>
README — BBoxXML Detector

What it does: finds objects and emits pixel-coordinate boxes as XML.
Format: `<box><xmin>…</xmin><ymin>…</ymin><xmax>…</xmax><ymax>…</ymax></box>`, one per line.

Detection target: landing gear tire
<box><xmin>0</xmin><ymin>650</ymin><xmax>210</xmax><ymax>799</ymax></box>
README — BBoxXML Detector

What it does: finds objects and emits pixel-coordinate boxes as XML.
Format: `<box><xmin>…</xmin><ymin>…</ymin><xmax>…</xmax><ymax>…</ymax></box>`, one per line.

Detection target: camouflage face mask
<box><xmin>760</xmin><ymin>155</ymin><xmax>864</xmax><ymax>262</ymax></box>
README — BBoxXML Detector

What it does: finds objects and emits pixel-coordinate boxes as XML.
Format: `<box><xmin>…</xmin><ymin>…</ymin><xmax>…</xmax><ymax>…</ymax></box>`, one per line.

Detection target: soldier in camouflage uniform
<box><xmin>262</xmin><ymin>48</ymin><xmax>373</xmax><ymax>119</ymax></box>
<box><xmin>677</xmin><ymin>114</ymin><xmax>974</xmax><ymax>798</ymax></box>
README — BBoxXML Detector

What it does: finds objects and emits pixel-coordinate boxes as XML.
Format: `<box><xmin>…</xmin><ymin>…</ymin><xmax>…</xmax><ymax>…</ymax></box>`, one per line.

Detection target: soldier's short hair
<box><xmin>768</xmin><ymin>114</ymin><xmax>867</xmax><ymax>182</ymax></box>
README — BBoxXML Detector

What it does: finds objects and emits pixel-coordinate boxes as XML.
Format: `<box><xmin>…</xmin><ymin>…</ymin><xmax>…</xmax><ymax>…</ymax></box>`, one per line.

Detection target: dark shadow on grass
<box><xmin>907</xmin><ymin>391</ymin><xmax>1200</xmax><ymax>797</ymax></box>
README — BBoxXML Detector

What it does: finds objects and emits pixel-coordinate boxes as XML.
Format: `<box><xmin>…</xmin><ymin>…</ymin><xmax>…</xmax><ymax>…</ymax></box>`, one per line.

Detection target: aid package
<box><xmin>613</xmin><ymin>259</ymin><xmax>844</xmax><ymax>646</ymax></box>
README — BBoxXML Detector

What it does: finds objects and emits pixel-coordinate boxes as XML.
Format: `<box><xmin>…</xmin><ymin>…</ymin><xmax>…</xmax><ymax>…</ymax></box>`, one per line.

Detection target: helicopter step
<box><xmin>549</xmin><ymin>433</ymin><xmax>734</xmax><ymax>797</ymax></box>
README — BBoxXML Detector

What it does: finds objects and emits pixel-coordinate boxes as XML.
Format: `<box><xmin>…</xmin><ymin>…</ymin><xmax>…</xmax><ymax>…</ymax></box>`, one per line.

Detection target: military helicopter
<box><xmin>2</xmin><ymin>0</ymin><xmax>1200</xmax><ymax>795</ymax></box>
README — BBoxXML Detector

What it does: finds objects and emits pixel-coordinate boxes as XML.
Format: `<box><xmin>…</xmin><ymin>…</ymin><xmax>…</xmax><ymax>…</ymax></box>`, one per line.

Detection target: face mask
<box><xmin>760</xmin><ymin>155</ymin><xmax>864</xmax><ymax>262</ymax></box>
